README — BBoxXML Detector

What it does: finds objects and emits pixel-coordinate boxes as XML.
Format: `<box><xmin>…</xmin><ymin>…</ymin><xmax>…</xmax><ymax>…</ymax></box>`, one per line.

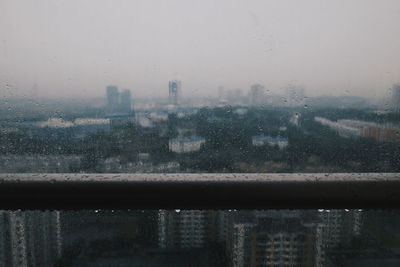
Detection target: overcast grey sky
<box><xmin>1</xmin><ymin>0</ymin><xmax>399</xmax><ymax>99</ymax></box>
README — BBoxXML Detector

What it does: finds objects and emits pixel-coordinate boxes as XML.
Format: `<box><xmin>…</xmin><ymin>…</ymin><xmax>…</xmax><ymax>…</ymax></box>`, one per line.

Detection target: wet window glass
<box><xmin>1</xmin><ymin>0</ymin><xmax>400</xmax><ymax>266</ymax></box>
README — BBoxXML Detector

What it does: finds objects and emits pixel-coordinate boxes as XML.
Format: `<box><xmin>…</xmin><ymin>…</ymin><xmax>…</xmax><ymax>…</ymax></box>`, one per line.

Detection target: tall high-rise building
<box><xmin>105</xmin><ymin>86</ymin><xmax>134</xmax><ymax>127</ymax></box>
<box><xmin>249</xmin><ymin>84</ymin><xmax>265</xmax><ymax>106</ymax></box>
<box><xmin>226</xmin><ymin>211</ymin><xmax>324</xmax><ymax>267</ymax></box>
<box><xmin>107</xmin><ymin>85</ymin><xmax>133</xmax><ymax>115</ymax></box>
<box><xmin>169</xmin><ymin>80</ymin><xmax>182</xmax><ymax>106</ymax></box>
<box><xmin>158</xmin><ymin>210</ymin><xmax>206</xmax><ymax>249</ymax></box>
<box><xmin>319</xmin><ymin>210</ymin><xmax>362</xmax><ymax>250</ymax></box>
<box><xmin>226</xmin><ymin>212</ymin><xmax>257</xmax><ymax>267</ymax></box>
<box><xmin>0</xmin><ymin>211</ymin><xmax>62</xmax><ymax>267</ymax></box>
<box><xmin>120</xmin><ymin>89</ymin><xmax>132</xmax><ymax>114</ymax></box>
<box><xmin>249</xmin><ymin>219</ymin><xmax>324</xmax><ymax>267</ymax></box>
<box><xmin>106</xmin><ymin>85</ymin><xmax>120</xmax><ymax>114</ymax></box>
<box><xmin>0</xmin><ymin>211</ymin><xmax>16</xmax><ymax>267</ymax></box>
<box><xmin>392</xmin><ymin>83</ymin><xmax>400</xmax><ymax>113</ymax></box>
<box><xmin>158</xmin><ymin>210</ymin><xmax>230</xmax><ymax>250</ymax></box>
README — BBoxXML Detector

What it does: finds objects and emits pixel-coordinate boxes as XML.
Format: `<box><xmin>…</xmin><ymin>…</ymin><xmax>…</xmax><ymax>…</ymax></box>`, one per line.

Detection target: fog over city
<box><xmin>1</xmin><ymin>0</ymin><xmax>400</xmax><ymax>99</ymax></box>
<box><xmin>2</xmin><ymin>2</ymin><xmax>400</xmax><ymax>266</ymax></box>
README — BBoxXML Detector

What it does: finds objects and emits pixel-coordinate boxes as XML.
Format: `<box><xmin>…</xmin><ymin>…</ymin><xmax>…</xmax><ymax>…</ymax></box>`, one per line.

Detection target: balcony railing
<box><xmin>0</xmin><ymin>173</ymin><xmax>399</xmax><ymax>209</ymax></box>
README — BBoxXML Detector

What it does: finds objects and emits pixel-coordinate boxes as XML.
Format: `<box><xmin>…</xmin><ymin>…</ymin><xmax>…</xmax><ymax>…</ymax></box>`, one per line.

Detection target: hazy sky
<box><xmin>1</xmin><ymin>0</ymin><xmax>400</xmax><ymax>98</ymax></box>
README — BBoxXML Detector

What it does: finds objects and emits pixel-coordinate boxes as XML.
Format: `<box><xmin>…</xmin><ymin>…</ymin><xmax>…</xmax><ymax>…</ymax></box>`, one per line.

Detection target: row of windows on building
<box><xmin>158</xmin><ymin>209</ymin><xmax>362</xmax><ymax>267</ymax></box>
<box><xmin>0</xmin><ymin>211</ymin><xmax>62</xmax><ymax>267</ymax></box>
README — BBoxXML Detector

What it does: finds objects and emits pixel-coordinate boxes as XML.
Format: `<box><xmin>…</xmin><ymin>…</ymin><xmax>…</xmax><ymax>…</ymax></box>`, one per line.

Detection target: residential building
<box><xmin>227</xmin><ymin>212</ymin><xmax>257</xmax><ymax>267</ymax></box>
<box><xmin>120</xmin><ymin>89</ymin><xmax>133</xmax><ymax>114</ymax></box>
<box><xmin>319</xmin><ymin>210</ymin><xmax>363</xmax><ymax>250</ymax></box>
<box><xmin>0</xmin><ymin>211</ymin><xmax>62</xmax><ymax>267</ymax></box>
<box><xmin>250</xmin><ymin>219</ymin><xmax>323</xmax><ymax>267</ymax></box>
<box><xmin>106</xmin><ymin>86</ymin><xmax>133</xmax><ymax>115</ymax></box>
<box><xmin>315</xmin><ymin>117</ymin><xmax>362</xmax><ymax>138</ymax></box>
<box><xmin>169</xmin><ymin>136</ymin><xmax>205</xmax><ymax>153</ymax></box>
<box><xmin>108</xmin><ymin>114</ymin><xmax>135</xmax><ymax>128</ymax></box>
<box><xmin>169</xmin><ymin>80</ymin><xmax>182</xmax><ymax>106</ymax></box>
<box><xmin>252</xmin><ymin>135</ymin><xmax>288</xmax><ymax>149</ymax></box>
<box><xmin>315</xmin><ymin>117</ymin><xmax>400</xmax><ymax>142</ymax></box>
<box><xmin>226</xmin><ymin>211</ymin><xmax>324</xmax><ymax>267</ymax></box>
<box><xmin>158</xmin><ymin>210</ymin><xmax>207</xmax><ymax>249</ymax></box>
<box><xmin>106</xmin><ymin>85</ymin><xmax>119</xmax><ymax>114</ymax></box>
<box><xmin>249</xmin><ymin>84</ymin><xmax>265</xmax><ymax>106</ymax></box>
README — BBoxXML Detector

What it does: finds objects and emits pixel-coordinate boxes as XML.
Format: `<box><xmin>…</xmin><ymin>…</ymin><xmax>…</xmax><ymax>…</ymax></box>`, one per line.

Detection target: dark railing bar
<box><xmin>0</xmin><ymin>173</ymin><xmax>399</xmax><ymax>209</ymax></box>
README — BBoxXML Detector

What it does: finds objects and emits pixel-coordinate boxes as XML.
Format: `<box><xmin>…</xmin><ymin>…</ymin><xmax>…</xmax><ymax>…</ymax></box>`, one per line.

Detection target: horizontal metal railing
<box><xmin>0</xmin><ymin>173</ymin><xmax>399</xmax><ymax>209</ymax></box>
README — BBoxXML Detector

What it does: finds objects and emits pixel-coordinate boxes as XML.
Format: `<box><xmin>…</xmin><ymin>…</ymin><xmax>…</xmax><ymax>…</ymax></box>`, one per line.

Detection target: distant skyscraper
<box><xmin>120</xmin><ymin>89</ymin><xmax>132</xmax><ymax>114</ymax></box>
<box><xmin>392</xmin><ymin>83</ymin><xmax>400</xmax><ymax>113</ymax></box>
<box><xmin>106</xmin><ymin>86</ymin><xmax>133</xmax><ymax>114</ymax></box>
<box><xmin>106</xmin><ymin>86</ymin><xmax>119</xmax><ymax>114</ymax></box>
<box><xmin>105</xmin><ymin>86</ymin><xmax>135</xmax><ymax>127</ymax></box>
<box><xmin>249</xmin><ymin>84</ymin><xmax>265</xmax><ymax>106</ymax></box>
<box><xmin>169</xmin><ymin>80</ymin><xmax>181</xmax><ymax>106</ymax></box>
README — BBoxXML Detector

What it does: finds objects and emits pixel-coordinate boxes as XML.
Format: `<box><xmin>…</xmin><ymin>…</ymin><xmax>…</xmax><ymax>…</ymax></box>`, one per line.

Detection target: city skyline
<box><xmin>2</xmin><ymin>81</ymin><xmax>399</xmax><ymax>103</ymax></box>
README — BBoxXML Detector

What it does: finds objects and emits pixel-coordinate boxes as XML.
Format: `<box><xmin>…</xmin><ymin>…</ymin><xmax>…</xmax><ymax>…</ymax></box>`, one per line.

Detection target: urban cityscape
<box><xmin>1</xmin><ymin>82</ymin><xmax>400</xmax><ymax>173</ymax></box>
<box><xmin>1</xmin><ymin>0</ymin><xmax>400</xmax><ymax>266</ymax></box>
<box><xmin>0</xmin><ymin>81</ymin><xmax>400</xmax><ymax>266</ymax></box>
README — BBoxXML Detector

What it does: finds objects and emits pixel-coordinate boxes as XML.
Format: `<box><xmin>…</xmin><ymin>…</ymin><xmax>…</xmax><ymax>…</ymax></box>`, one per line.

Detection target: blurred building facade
<box><xmin>106</xmin><ymin>85</ymin><xmax>120</xmax><ymax>114</ymax></box>
<box><xmin>0</xmin><ymin>211</ymin><xmax>62</xmax><ymax>267</ymax></box>
<box><xmin>315</xmin><ymin>117</ymin><xmax>400</xmax><ymax>142</ymax></box>
<box><xmin>392</xmin><ymin>83</ymin><xmax>400</xmax><ymax>113</ymax></box>
<box><xmin>249</xmin><ymin>84</ymin><xmax>265</xmax><ymax>106</ymax></box>
<box><xmin>169</xmin><ymin>136</ymin><xmax>205</xmax><ymax>153</ymax></box>
<box><xmin>169</xmin><ymin>80</ymin><xmax>182</xmax><ymax>106</ymax></box>
<box><xmin>252</xmin><ymin>135</ymin><xmax>289</xmax><ymax>149</ymax></box>
<box><xmin>120</xmin><ymin>89</ymin><xmax>133</xmax><ymax>114</ymax></box>
<box><xmin>105</xmin><ymin>86</ymin><xmax>134</xmax><ymax>127</ymax></box>
<box><xmin>158</xmin><ymin>210</ymin><xmax>208</xmax><ymax>249</ymax></box>
<box><xmin>106</xmin><ymin>86</ymin><xmax>133</xmax><ymax>115</ymax></box>
<box><xmin>319</xmin><ymin>210</ymin><xmax>362</xmax><ymax>250</ymax></box>
<box><xmin>226</xmin><ymin>211</ymin><xmax>325</xmax><ymax>267</ymax></box>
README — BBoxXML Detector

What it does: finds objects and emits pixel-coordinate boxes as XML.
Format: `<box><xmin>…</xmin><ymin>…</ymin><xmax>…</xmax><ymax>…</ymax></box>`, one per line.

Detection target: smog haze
<box><xmin>1</xmin><ymin>0</ymin><xmax>400</xmax><ymax>99</ymax></box>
